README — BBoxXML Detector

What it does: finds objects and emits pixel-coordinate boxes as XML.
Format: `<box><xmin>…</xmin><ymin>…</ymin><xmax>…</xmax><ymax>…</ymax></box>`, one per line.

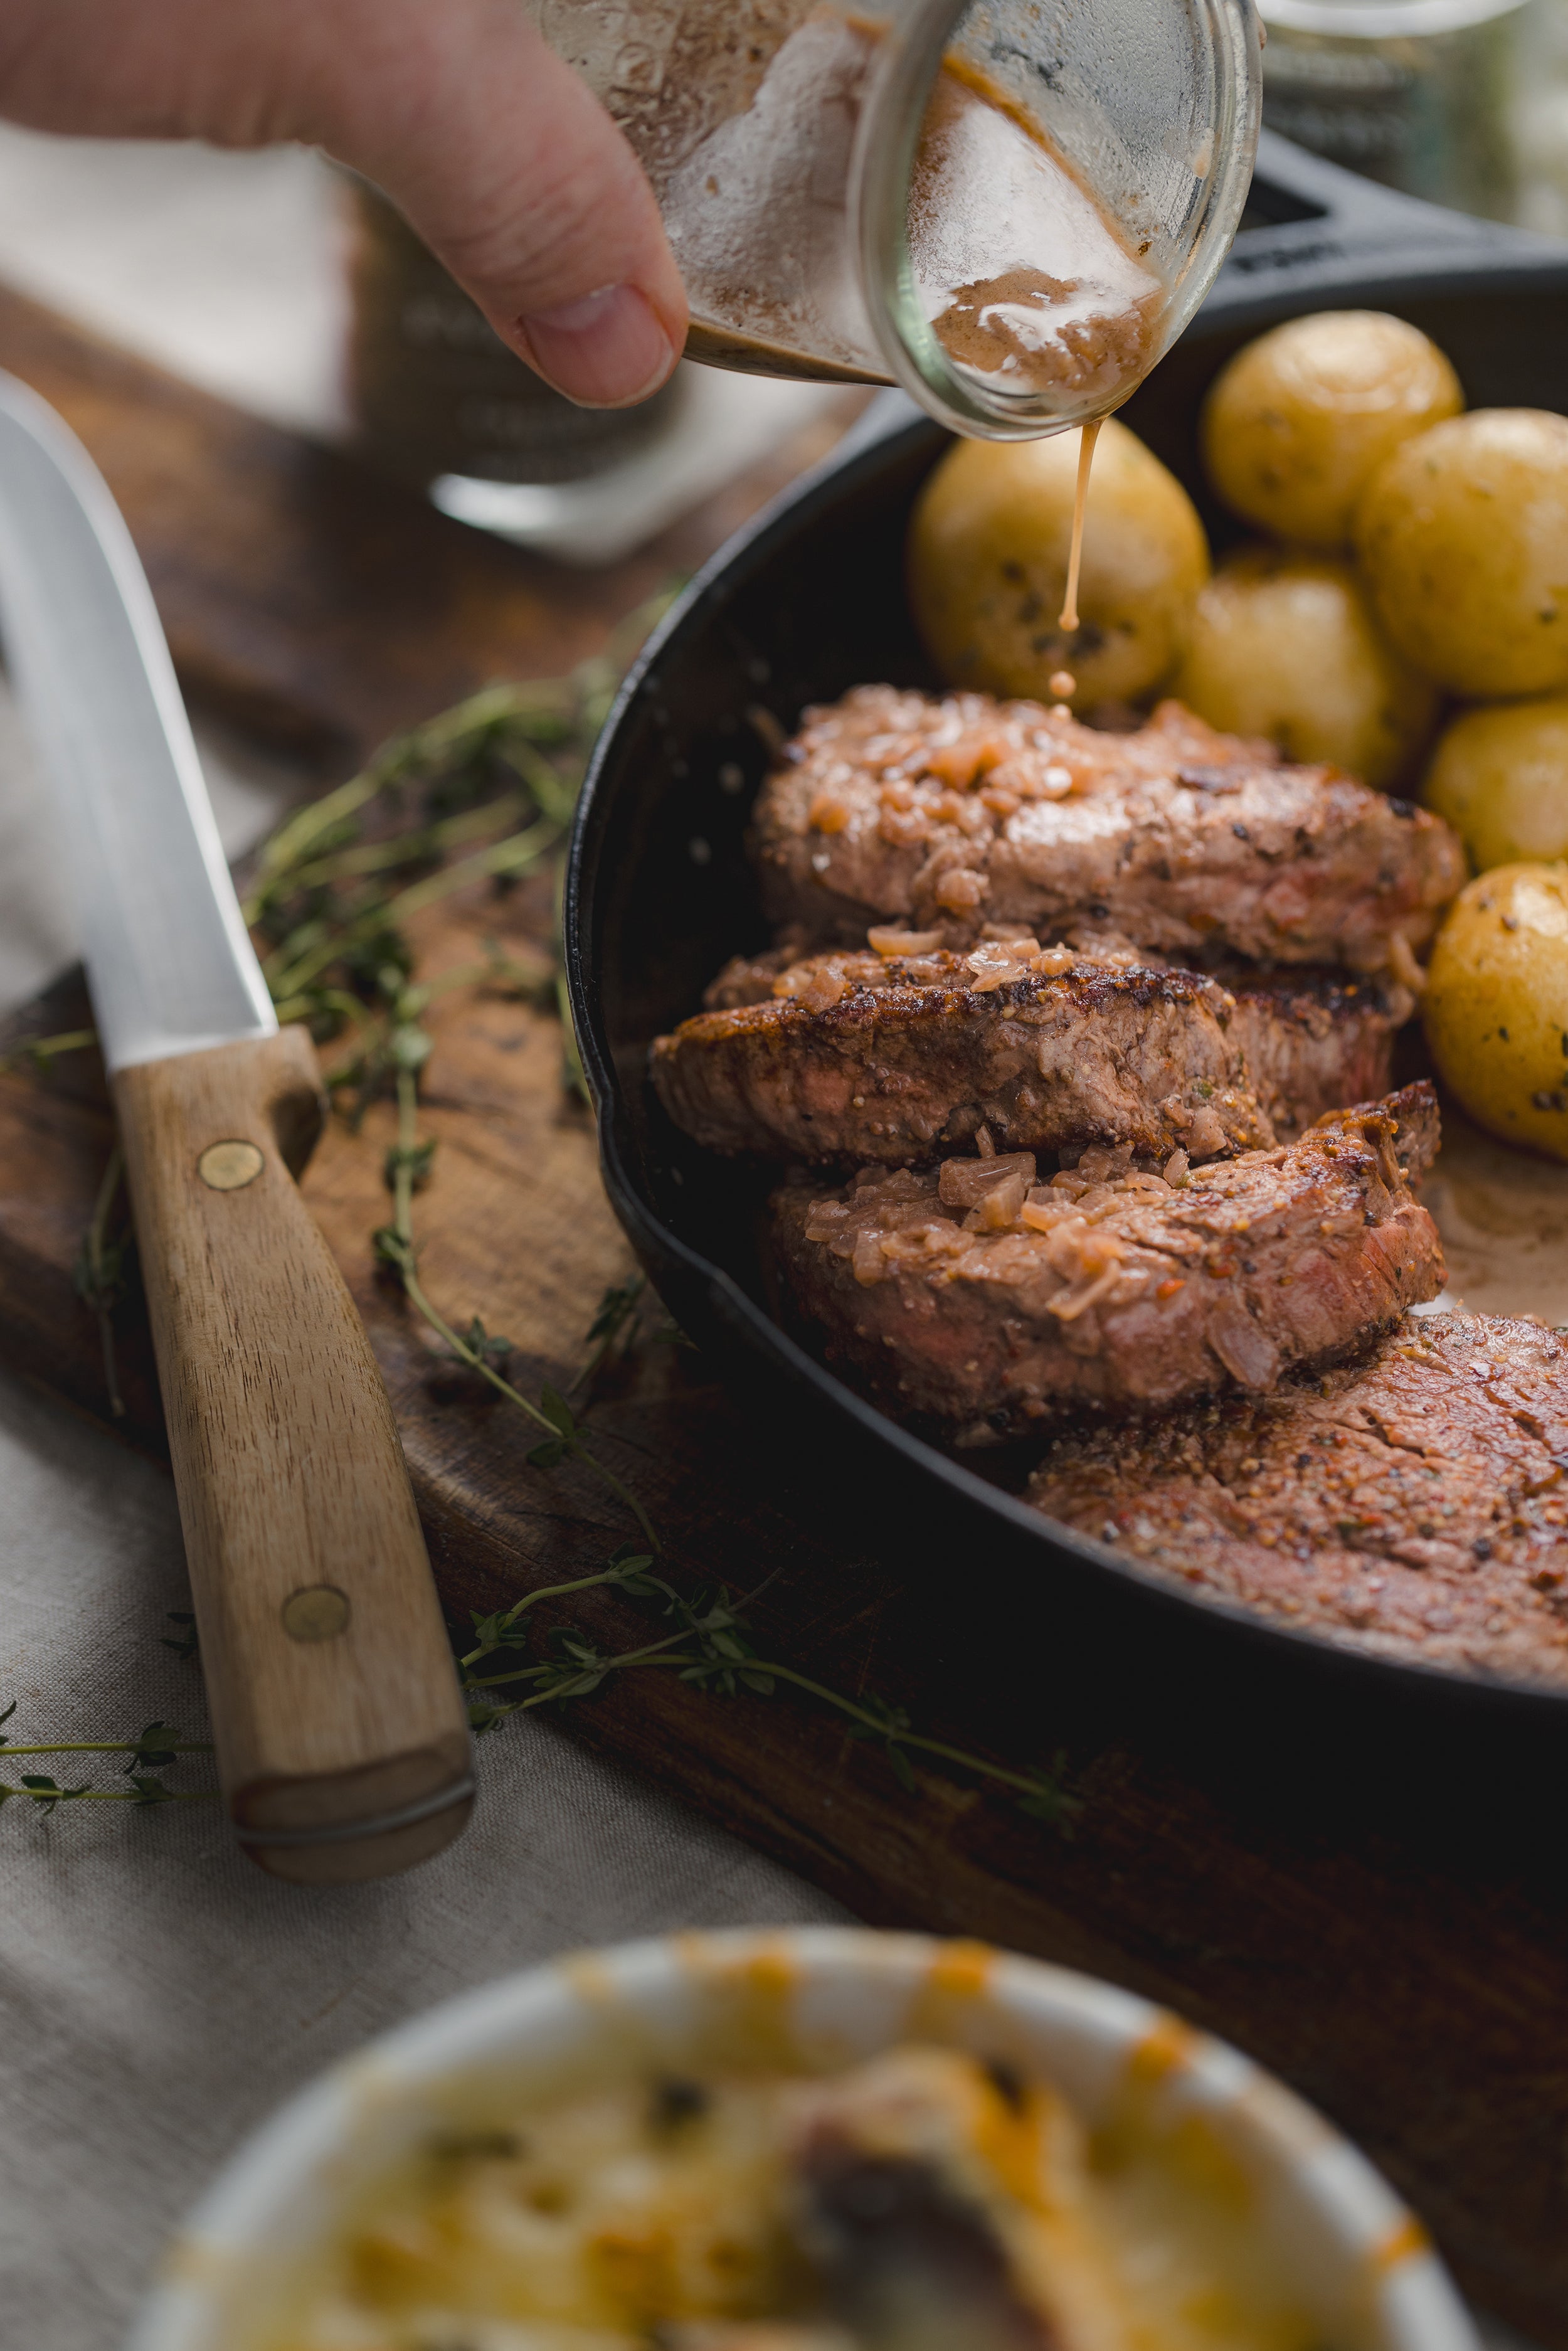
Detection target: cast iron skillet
<box><xmin>568</xmin><ymin>134</ymin><xmax>1568</xmax><ymax>1727</ymax></box>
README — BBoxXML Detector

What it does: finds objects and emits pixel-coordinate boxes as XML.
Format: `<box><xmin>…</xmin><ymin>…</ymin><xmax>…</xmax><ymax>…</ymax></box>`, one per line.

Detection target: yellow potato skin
<box><xmin>1424</xmin><ymin>864</ymin><xmax>1568</xmax><ymax>1159</ymax></box>
<box><xmin>1201</xmin><ymin>311</ymin><xmax>1462</xmax><ymax>550</ymax></box>
<box><xmin>1355</xmin><ymin>410</ymin><xmax>1568</xmax><ymax>697</ymax></box>
<box><xmin>906</xmin><ymin>419</ymin><xmax>1210</xmax><ymax>708</ymax></box>
<box><xmin>1423</xmin><ymin>696</ymin><xmax>1568</xmax><ymax>871</ymax></box>
<box><xmin>1172</xmin><ymin>545</ymin><xmax>1437</xmax><ymax>788</ymax></box>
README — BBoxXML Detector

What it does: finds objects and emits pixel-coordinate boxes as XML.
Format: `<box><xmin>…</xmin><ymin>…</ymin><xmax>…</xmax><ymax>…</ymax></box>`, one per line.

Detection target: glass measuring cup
<box><xmin>526</xmin><ymin>0</ymin><xmax>1261</xmax><ymax>437</ymax></box>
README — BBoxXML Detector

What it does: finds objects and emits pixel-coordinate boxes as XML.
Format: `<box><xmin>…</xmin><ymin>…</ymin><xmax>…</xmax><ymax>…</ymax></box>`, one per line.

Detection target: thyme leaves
<box><xmin>6</xmin><ymin>601</ymin><xmax>1082</xmax><ymax>1849</ymax></box>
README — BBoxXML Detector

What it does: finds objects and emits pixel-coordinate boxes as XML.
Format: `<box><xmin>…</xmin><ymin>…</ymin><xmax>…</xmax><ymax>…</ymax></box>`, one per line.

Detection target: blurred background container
<box><xmin>347</xmin><ymin>179</ymin><xmax>682</xmax><ymax>491</ymax></box>
<box><xmin>344</xmin><ymin>172</ymin><xmax>855</xmax><ymax>563</ymax></box>
<box><xmin>1258</xmin><ymin>0</ymin><xmax>1568</xmax><ymax>231</ymax></box>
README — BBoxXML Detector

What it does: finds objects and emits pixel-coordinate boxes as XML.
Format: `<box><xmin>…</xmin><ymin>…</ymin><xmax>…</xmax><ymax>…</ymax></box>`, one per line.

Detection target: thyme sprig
<box><xmin>0</xmin><ymin>1026</ymin><xmax>97</xmax><ymax>1076</ymax></box>
<box><xmin>5</xmin><ymin>597</ymin><xmax>1083</xmax><ymax>1846</ymax></box>
<box><xmin>374</xmin><ymin>1062</ymin><xmax>660</xmax><ymax>1554</ymax></box>
<box><xmin>0</xmin><ymin>1699</ymin><xmax>213</xmax><ymax>1811</ymax></box>
<box><xmin>453</xmin><ymin>1541</ymin><xmax>1079</xmax><ymax>1827</ymax></box>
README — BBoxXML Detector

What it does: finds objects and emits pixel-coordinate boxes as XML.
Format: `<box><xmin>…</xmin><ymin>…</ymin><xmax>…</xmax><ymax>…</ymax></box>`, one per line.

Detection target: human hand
<box><xmin>0</xmin><ymin>0</ymin><xmax>688</xmax><ymax>406</ymax></box>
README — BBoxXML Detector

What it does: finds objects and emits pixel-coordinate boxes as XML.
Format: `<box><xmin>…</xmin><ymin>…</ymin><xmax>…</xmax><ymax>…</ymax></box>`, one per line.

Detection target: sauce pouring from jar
<box><xmin>532</xmin><ymin>0</ymin><xmax>1256</xmax><ymax>659</ymax></box>
<box><xmin>635</xmin><ymin>14</ymin><xmax>1171</xmax><ymax>664</ymax></box>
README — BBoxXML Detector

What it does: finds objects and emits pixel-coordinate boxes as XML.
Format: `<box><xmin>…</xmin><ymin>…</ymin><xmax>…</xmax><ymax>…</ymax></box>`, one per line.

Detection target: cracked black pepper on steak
<box><xmin>1028</xmin><ymin>1311</ymin><xmax>1568</xmax><ymax>1687</ymax></box>
<box><xmin>770</xmin><ymin>1085</ymin><xmax>1443</xmax><ymax>1431</ymax></box>
<box><xmin>750</xmin><ymin>686</ymin><xmax>1464</xmax><ymax>973</ymax></box>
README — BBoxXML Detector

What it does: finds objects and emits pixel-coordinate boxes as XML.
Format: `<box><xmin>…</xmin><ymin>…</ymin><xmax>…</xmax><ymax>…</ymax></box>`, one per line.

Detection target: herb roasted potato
<box><xmin>906</xmin><ymin>418</ymin><xmax>1210</xmax><ymax>709</ymax></box>
<box><xmin>1423</xmin><ymin>696</ymin><xmax>1568</xmax><ymax>872</ymax></box>
<box><xmin>1355</xmin><ymin>410</ymin><xmax>1568</xmax><ymax>697</ymax></box>
<box><xmin>1172</xmin><ymin>546</ymin><xmax>1437</xmax><ymax>788</ymax></box>
<box><xmin>1201</xmin><ymin>311</ymin><xmax>1463</xmax><ymax>550</ymax></box>
<box><xmin>1424</xmin><ymin>863</ymin><xmax>1568</xmax><ymax>1159</ymax></box>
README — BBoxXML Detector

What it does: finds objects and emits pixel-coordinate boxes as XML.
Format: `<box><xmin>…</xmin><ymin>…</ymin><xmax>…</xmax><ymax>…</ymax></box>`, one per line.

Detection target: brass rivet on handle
<box><xmin>198</xmin><ymin>1138</ymin><xmax>265</xmax><ymax>1192</ymax></box>
<box><xmin>282</xmin><ymin>1584</ymin><xmax>351</xmax><ymax>1643</ymax></box>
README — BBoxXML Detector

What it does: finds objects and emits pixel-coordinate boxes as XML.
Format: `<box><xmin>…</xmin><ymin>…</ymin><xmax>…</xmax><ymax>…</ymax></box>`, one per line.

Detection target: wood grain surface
<box><xmin>114</xmin><ymin>1029</ymin><xmax>472</xmax><ymax>1882</ymax></box>
<box><xmin>1</xmin><ymin>287</ymin><xmax>1567</xmax><ymax>2340</ymax></box>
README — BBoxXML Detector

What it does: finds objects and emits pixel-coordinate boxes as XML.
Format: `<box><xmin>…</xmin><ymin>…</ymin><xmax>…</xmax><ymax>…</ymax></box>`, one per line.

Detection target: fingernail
<box><xmin>516</xmin><ymin>284</ymin><xmax>675</xmax><ymax>408</ymax></box>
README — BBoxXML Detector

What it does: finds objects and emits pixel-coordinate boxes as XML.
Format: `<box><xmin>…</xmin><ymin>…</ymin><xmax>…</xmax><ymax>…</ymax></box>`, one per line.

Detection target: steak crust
<box><xmin>653</xmin><ymin>948</ymin><xmax>1272</xmax><ymax>1165</ymax></box>
<box><xmin>753</xmin><ymin>687</ymin><xmax>1463</xmax><ymax>972</ymax></box>
<box><xmin>1220</xmin><ymin>966</ymin><xmax>1405</xmax><ymax>1139</ymax></box>
<box><xmin>1027</xmin><ymin>1312</ymin><xmax>1568</xmax><ymax>1689</ymax></box>
<box><xmin>771</xmin><ymin>1085</ymin><xmax>1443</xmax><ymax>1431</ymax></box>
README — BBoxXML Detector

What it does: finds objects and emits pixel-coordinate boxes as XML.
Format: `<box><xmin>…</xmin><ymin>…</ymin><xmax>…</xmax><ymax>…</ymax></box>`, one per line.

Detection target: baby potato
<box><xmin>1355</xmin><ymin>410</ymin><xmax>1568</xmax><ymax>697</ymax></box>
<box><xmin>1423</xmin><ymin>696</ymin><xmax>1568</xmax><ymax>871</ymax></box>
<box><xmin>1172</xmin><ymin>546</ymin><xmax>1436</xmax><ymax>788</ymax></box>
<box><xmin>907</xmin><ymin>418</ymin><xmax>1209</xmax><ymax>708</ymax></box>
<box><xmin>1424</xmin><ymin>863</ymin><xmax>1568</xmax><ymax>1159</ymax></box>
<box><xmin>1202</xmin><ymin>311</ymin><xmax>1462</xmax><ymax>549</ymax></box>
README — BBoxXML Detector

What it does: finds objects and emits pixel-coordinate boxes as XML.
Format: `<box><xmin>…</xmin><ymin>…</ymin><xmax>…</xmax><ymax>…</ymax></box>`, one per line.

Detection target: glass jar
<box><xmin>1258</xmin><ymin>0</ymin><xmax>1528</xmax><ymax>222</ymax></box>
<box><xmin>526</xmin><ymin>0</ymin><xmax>1262</xmax><ymax>438</ymax></box>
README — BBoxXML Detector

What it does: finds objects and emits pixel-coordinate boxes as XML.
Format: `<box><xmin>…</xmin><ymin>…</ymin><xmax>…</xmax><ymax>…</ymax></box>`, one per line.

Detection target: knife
<box><xmin>0</xmin><ymin>371</ymin><xmax>474</xmax><ymax>1882</ymax></box>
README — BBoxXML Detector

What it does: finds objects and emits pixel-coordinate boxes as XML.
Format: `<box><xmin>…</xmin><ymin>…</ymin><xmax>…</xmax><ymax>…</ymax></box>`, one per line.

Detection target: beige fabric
<box><xmin>0</xmin><ymin>1362</ymin><xmax>843</xmax><ymax>2347</ymax></box>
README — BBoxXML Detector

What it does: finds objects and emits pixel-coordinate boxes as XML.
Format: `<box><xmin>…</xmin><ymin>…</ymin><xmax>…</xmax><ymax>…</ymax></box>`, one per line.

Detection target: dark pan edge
<box><xmin>568</xmin><ymin>167</ymin><xmax>1568</xmax><ymax>1725</ymax></box>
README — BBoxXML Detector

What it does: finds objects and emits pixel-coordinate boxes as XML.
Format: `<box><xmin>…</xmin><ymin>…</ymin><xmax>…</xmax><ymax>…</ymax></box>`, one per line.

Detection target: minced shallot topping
<box><xmin>867</xmin><ymin>926</ymin><xmax>944</xmax><ymax>956</ymax></box>
<box><xmin>788</xmin><ymin>694</ymin><xmax>1210</xmax><ymax>866</ymax></box>
<box><xmin>800</xmin><ymin>1143</ymin><xmax>1210</xmax><ymax>1324</ymax></box>
<box><xmin>755</xmin><ymin>935</ymin><xmax>1133</xmax><ymax>1012</ymax></box>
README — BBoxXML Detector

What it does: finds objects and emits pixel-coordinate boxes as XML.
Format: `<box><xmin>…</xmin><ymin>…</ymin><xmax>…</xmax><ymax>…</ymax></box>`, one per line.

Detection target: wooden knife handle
<box><xmin>112</xmin><ymin>1027</ymin><xmax>474</xmax><ymax>1884</ymax></box>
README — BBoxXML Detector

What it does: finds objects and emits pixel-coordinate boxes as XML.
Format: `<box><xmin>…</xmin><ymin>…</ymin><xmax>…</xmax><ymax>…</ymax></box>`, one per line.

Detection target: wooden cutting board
<box><xmin>3</xmin><ymin>284</ymin><xmax>1568</xmax><ymax>2345</ymax></box>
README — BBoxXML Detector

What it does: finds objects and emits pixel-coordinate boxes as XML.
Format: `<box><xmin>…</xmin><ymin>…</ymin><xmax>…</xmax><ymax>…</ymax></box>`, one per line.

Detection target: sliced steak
<box><xmin>1027</xmin><ymin>1312</ymin><xmax>1568</xmax><ymax>1689</ymax></box>
<box><xmin>701</xmin><ymin>923</ymin><xmax>1157</xmax><ymax>1008</ymax></box>
<box><xmin>771</xmin><ymin>1085</ymin><xmax>1443</xmax><ymax>1431</ymax></box>
<box><xmin>654</xmin><ymin>945</ymin><xmax>1272</xmax><ymax>1164</ymax></box>
<box><xmin>690</xmin><ymin>940</ymin><xmax>1408</xmax><ymax>1157</ymax></box>
<box><xmin>753</xmin><ymin>686</ymin><xmax>1463</xmax><ymax>974</ymax></box>
<box><xmin>662</xmin><ymin>934</ymin><xmax>1412</xmax><ymax>1164</ymax></box>
<box><xmin>1221</xmin><ymin>966</ymin><xmax>1406</xmax><ymax>1139</ymax></box>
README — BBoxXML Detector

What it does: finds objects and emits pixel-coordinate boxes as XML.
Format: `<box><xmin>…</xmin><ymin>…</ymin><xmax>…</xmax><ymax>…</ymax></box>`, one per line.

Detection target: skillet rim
<box><xmin>567</xmin><ymin>147</ymin><xmax>1568</xmax><ymax>1725</ymax></box>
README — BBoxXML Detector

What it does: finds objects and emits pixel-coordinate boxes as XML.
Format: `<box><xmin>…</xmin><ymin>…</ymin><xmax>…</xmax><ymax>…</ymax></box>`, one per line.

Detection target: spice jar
<box><xmin>525</xmin><ymin>0</ymin><xmax>1261</xmax><ymax>438</ymax></box>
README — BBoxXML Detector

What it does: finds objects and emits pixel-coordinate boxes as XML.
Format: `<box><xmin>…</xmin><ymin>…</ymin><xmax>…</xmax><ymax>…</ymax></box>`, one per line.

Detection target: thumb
<box><xmin>314</xmin><ymin>0</ymin><xmax>689</xmax><ymax>408</ymax></box>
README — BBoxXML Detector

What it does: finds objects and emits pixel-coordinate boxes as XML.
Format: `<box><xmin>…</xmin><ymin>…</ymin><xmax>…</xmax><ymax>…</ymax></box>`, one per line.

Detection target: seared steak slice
<box><xmin>771</xmin><ymin>1085</ymin><xmax>1443</xmax><ymax>1431</ymax></box>
<box><xmin>701</xmin><ymin>923</ymin><xmax>1157</xmax><ymax>1008</ymax></box>
<box><xmin>753</xmin><ymin>687</ymin><xmax>1463</xmax><ymax>973</ymax></box>
<box><xmin>1221</xmin><ymin>966</ymin><xmax>1406</xmax><ymax>1138</ymax></box>
<box><xmin>654</xmin><ymin>945</ymin><xmax>1271</xmax><ymax>1164</ymax></box>
<box><xmin>1028</xmin><ymin>1312</ymin><xmax>1568</xmax><ymax>1688</ymax></box>
<box><xmin>662</xmin><ymin>938</ymin><xmax>1411</xmax><ymax>1164</ymax></box>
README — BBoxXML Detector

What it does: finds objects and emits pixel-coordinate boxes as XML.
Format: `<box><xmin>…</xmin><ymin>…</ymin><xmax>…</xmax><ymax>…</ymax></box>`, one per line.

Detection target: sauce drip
<box><xmin>632</xmin><ymin>13</ymin><xmax>1146</xmax><ymax>646</ymax></box>
<box><xmin>1059</xmin><ymin>419</ymin><xmax>1101</xmax><ymax>637</ymax></box>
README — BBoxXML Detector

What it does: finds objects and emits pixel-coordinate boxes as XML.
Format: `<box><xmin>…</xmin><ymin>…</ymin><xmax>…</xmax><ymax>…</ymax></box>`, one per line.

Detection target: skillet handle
<box><xmin>1213</xmin><ymin>128</ymin><xmax>1559</xmax><ymax>310</ymax></box>
<box><xmin>112</xmin><ymin>1024</ymin><xmax>474</xmax><ymax>1884</ymax></box>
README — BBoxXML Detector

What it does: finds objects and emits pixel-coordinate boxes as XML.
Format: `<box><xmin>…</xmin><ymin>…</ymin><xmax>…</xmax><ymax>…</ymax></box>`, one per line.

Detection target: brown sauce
<box><xmin>645</xmin><ymin>14</ymin><xmax>1145</xmax><ymax>644</ymax></box>
<box><xmin>1060</xmin><ymin>418</ymin><xmax>1101</xmax><ymax>636</ymax></box>
<box><xmin>649</xmin><ymin>9</ymin><xmax>1167</xmax><ymax>407</ymax></box>
<box><xmin>913</xmin><ymin>56</ymin><xmax>1164</xmax><ymax>404</ymax></box>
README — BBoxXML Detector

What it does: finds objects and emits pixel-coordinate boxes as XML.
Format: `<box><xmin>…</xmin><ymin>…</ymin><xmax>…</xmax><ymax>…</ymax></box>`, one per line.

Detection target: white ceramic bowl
<box><xmin>130</xmin><ymin>1926</ymin><xmax>1480</xmax><ymax>2351</ymax></box>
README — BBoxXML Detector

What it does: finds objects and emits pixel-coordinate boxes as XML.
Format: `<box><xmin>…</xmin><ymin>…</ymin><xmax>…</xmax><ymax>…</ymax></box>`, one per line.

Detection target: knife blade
<box><xmin>0</xmin><ymin>373</ymin><xmax>275</xmax><ymax>1071</ymax></box>
<box><xmin>0</xmin><ymin>371</ymin><xmax>474</xmax><ymax>1881</ymax></box>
